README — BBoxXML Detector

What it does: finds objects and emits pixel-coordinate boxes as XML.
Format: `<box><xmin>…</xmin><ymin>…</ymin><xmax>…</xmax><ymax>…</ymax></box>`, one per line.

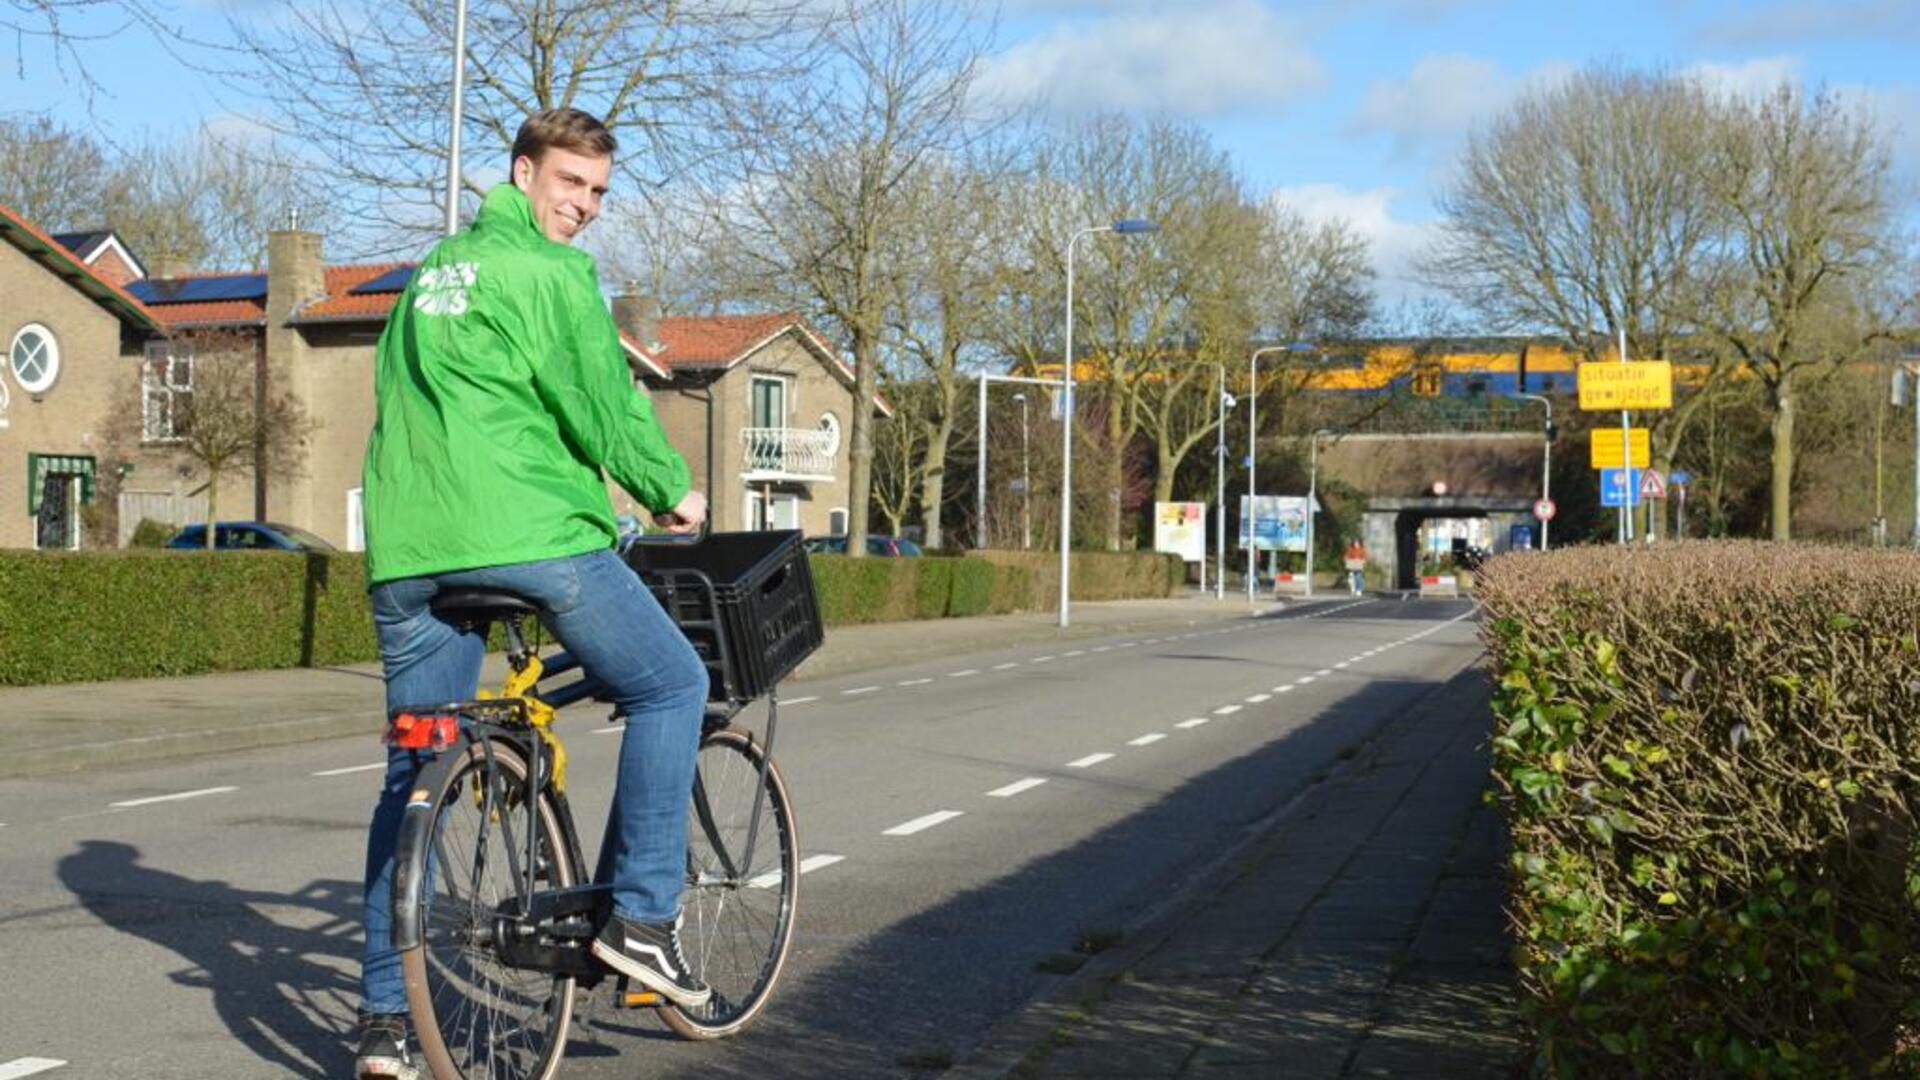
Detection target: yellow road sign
<box><xmin>1590</xmin><ymin>427</ymin><xmax>1651</xmax><ymax>469</ymax></box>
<box><xmin>1579</xmin><ymin>360</ymin><xmax>1673</xmax><ymax>410</ymax></box>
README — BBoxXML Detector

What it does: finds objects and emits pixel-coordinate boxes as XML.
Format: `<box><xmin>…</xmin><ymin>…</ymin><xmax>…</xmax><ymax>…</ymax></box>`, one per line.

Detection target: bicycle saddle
<box><xmin>430</xmin><ymin>588</ymin><xmax>540</xmax><ymax>621</ymax></box>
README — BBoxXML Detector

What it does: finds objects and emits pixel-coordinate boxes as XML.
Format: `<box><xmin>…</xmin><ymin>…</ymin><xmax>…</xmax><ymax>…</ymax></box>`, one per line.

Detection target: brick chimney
<box><xmin>611</xmin><ymin>286</ymin><xmax>661</xmax><ymax>351</ymax></box>
<box><xmin>263</xmin><ymin>227</ymin><xmax>326</xmax><ymax>524</ymax></box>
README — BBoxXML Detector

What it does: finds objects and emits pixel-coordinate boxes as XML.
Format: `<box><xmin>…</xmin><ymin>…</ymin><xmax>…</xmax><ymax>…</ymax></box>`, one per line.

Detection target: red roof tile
<box><xmin>295</xmin><ymin>262</ymin><xmax>413</xmax><ymax>322</ymax></box>
<box><xmin>146</xmin><ymin>298</ymin><xmax>267</xmax><ymax>328</ymax></box>
<box><xmin>653</xmin><ymin>314</ymin><xmax>800</xmax><ymax>367</ymax></box>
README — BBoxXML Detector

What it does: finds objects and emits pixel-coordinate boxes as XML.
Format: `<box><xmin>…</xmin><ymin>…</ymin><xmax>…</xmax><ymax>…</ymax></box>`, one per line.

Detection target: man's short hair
<box><xmin>511</xmin><ymin>108</ymin><xmax>617</xmax><ymax>166</ymax></box>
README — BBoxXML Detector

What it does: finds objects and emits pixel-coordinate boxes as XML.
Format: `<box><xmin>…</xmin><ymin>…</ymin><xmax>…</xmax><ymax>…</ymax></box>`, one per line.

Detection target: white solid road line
<box><xmin>592</xmin><ymin>725</ymin><xmax>624</xmax><ymax>735</ymax></box>
<box><xmin>110</xmin><ymin>786</ymin><xmax>237</xmax><ymax>809</ymax></box>
<box><xmin>749</xmin><ymin>853</ymin><xmax>845</xmax><ymax>888</ymax></box>
<box><xmin>313</xmin><ymin>762</ymin><xmax>386</xmax><ymax>776</ymax></box>
<box><xmin>1067</xmin><ymin>752</ymin><xmax>1115</xmax><ymax>768</ymax></box>
<box><xmin>987</xmin><ymin>777</ymin><xmax>1049</xmax><ymax>798</ymax></box>
<box><xmin>0</xmin><ymin>1059</ymin><xmax>66</xmax><ymax>1079</ymax></box>
<box><xmin>1212</xmin><ymin>704</ymin><xmax>1242</xmax><ymax>715</ymax></box>
<box><xmin>843</xmin><ymin>686</ymin><xmax>880</xmax><ymax>696</ymax></box>
<box><xmin>1175</xmin><ymin>717</ymin><xmax>1209</xmax><ymax>729</ymax></box>
<box><xmin>1128</xmin><ymin>733</ymin><xmax>1167</xmax><ymax>746</ymax></box>
<box><xmin>884</xmin><ymin>810</ymin><xmax>964</xmax><ymax>836</ymax></box>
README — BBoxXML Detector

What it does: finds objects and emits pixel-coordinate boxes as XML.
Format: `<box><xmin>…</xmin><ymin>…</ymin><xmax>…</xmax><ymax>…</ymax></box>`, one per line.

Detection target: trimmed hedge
<box><xmin>1478</xmin><ymin>543</ymin><xmax>1920</xmax><ymax>1077</ymax></box>
<box><xmin>0</xmin><ymin>547</ymin><xmax>1182</xmax><ymax>686</ymax></box>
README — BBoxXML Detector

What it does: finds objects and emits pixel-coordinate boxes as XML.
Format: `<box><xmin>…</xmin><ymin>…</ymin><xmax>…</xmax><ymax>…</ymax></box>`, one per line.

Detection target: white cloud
<box><xmin>977</xmin><ymin>0</ymin><xmax>1325</xmax><ymax>116</ymax></box>
<box><xmin>1268</xmin><ymin>183</ymin><xmax>1437</xmax><ymax>308</ymax></box>
<box><xmin>1681</xmin><ymin>55</ymin><xmax>1803</xmax><ymax>100</ymax></box>
<box><xmin>1345</xmin><ymin>53</ymin><xmax>1573</xmax><ymax>159</ymax></box>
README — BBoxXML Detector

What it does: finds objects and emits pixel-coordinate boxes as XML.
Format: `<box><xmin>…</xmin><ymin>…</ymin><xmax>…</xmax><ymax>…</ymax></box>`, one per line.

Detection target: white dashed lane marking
<box><xmin>110</xmin><ymin>786</ymin><xmax>237</xmax><ymax>809</ymax></box>
<box><xmin>1245</xmin><ymin>694</ymin><xmax>1270</xmax><ymax>704</ymax></box>
<box><xmin>884</xmin><ymin>810</ymin><xmax>964</xmax><ymax>836</ymax></box>
<box><xmin>987</xmin><ymin>777</ymin><xmax>1048</xmax><ymax>798</ymax></box>
<box><xmin>899</xmin><ymin>679</ymin><xmax>933</xmax><ymax>687</ymax></box>
<box><xmin>1296</xmin><ymin>675</ymin><xmax>1317</xmax><ymax>684</ymax></box>
<box><xmin>1212</xmin><ymin>705</ymin><xmax>1242</xmax><ymax>715</ymax></box>
<box><xmin>1275</xmin><ymin>685</ymin><xmax>1296</xmax><ymax>693</ymax></box>
<box><xmin>1067</xmin><ymin>752</ymin><xmax>1115</xmax><ymax>768</ymax></box>
<box><xmin>1315</xmin><ymin>669</ymin><xmax>1333</xmax><ymax>677</ymax></box>
<box><xmin>0</xmin><ymin>1059</ymin><xmax>67</xmax><ymax>1079</ymax></box>
<box><xmin>992</xmin><ymin>662</ymin><xmax>1019</xmax><ymax>670</ymax></box>
<box><xmin>1175</xmin><ymin>717</ymin><xmax>1210</xmax><ymax>729</ymax></box>
<box><xmin>1063</xmin><ymin>650</ymin><xmax>1085</xmax><ymax>657</ymax></box>
<box><xmin>783</xmin><ymin>696</ymin><xmax>819</xmax><ymax>705</ymax></box>
<box><xmin>750</xmin><ymin>853</ymin><xmax>844</xmax><ymax>888</ymax></box>
<box><xmin>1128</xmin><ymin>733</ymin><xmax>1167</xmax><ymax>746</ymax></box>
<box><xmin>948</xmin><ymin>669</ymin><xmax>981</xmax><ymax>678</ymax></box>
<box><xmin>313</xmin><ymin>762</ymin><xmax>385</xmax><ymax>777</ymax></box>
<box><xmin>1033</xmin><ymin>656</ymin><xmax>1056</xmax><ymax>663</ymax></box>
<box><xmin>843</xmin><ymin>686</ymin><xmax>880</xmax><ymax>696</ymax></box>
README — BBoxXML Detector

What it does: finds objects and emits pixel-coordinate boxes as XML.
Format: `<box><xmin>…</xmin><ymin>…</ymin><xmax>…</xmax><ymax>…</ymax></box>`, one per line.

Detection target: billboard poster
<box><xmin>1238</xmin><ymin>495</ymin><xmax>1319</xmax><ymax>552</ymax></box>
<box><xmin>1153</xmin><ymin>502</ymin><xmax>1206</xmax><ymax>562</ymax></box>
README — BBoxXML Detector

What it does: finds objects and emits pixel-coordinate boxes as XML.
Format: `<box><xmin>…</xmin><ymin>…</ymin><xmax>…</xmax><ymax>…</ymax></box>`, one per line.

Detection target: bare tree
<box><xmin>103</xmin><ymin>332</ymin><xmax>317</xmax><ymax>548</ymax></box>
<box><xmin>3</xmin><ymin>0</ymin><xmax>196</xmax><ymax>105</ymax></box>
<box><xmin>1423</xmin><ymin>66</ymin><xmax>1737</xmax><ymax>535</ymax></box>
<box><xmin>226</xmin><ymin>0</ymin><xmax>830</xmax><ymax>253</ymax></box>
<box><xmin>883</xmin><ymin>143</ymin><xmax>1021</xmax><ymax>547</ymax></box>
<box><xmin>709</xmin><ymin>0</ymin><xmax>988</xmax><ymax>557</ymax></box>
<box><xmin>1696</xmin><ymin>83</ymin><xmax>1899</xmax><ymax>540</ymax></box>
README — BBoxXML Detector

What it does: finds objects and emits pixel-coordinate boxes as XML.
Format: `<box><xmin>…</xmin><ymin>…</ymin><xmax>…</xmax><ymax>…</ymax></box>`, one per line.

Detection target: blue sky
<box><xmin>8</xmin><ymin>0</ymin><xmax>1918</xmax><ymax>305</ymax></box>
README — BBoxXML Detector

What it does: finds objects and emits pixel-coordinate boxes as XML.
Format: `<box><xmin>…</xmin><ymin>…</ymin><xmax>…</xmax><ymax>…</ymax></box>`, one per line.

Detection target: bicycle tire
<box><xmin>659</xmin><ymin>723</ymin><xmax>799</xmax><ymax>1040</ymax></box>
<box><xmin>400</xmin><ymin>736</ymin><xmax>578</xmax><ymax>1079</ymax></box>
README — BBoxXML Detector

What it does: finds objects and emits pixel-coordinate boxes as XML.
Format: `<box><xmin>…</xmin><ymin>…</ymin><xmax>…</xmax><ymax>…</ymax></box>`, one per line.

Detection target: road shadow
<box><xmin>56</xmin><ymin>840</ymin><xmax>358</xmax><ymax>1076</ymax></box>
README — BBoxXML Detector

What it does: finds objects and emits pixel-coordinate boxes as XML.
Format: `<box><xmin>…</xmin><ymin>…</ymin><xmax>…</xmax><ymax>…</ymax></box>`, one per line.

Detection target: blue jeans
<box><xmin>359</xmin><ymin>547</ymin><xmax>708</xmax><ymax>1015</ymax></box>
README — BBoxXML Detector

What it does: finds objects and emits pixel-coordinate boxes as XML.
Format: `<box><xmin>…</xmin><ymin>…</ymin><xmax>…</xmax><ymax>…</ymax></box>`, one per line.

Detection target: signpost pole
<box><xmin>1618</xmin><ymin>326</ymin><xmax>1633</xmax><ymax>545</ymax></box>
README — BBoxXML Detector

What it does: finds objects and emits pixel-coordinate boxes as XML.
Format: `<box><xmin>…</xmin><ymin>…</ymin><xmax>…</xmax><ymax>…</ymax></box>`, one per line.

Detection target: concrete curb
<box><xmin>945</xmin><ymin>663</ymin><xmax>1483</xmax><ymax>1080</ymax></box>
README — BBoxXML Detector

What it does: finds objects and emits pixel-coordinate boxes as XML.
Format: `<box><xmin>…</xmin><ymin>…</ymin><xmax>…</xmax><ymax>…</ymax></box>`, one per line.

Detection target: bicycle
<box><xmin>384</xmin><ymin>529</ymin><xmax>820</xmax><ymax>1079</ymax></box>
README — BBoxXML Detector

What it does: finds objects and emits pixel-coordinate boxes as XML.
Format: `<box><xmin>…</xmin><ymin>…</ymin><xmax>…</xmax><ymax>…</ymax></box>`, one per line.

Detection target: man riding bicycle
<box><xmin>355</xmin><ymin>108</ymin><xmax>711</xmax><ymax>1079</ymax></box>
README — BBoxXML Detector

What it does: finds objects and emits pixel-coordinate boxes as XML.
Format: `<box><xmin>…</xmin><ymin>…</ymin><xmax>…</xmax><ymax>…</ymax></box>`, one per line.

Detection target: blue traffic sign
<box><xmin>1599</xmin><ymin>467</ymin><xmax>1642</xmax><ymax>507</ymax></box>
<box><xmin>1668</xmin><ymin>469</ymin><xmax>1692</xmax><ymax>486</ymax></box>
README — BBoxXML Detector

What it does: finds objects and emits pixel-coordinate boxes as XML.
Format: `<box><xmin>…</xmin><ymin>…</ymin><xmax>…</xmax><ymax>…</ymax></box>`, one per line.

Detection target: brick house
<box><xmin>0</xmin><ymin>202</ymin><xmax>881</xmax><ymax>549</ymax></box>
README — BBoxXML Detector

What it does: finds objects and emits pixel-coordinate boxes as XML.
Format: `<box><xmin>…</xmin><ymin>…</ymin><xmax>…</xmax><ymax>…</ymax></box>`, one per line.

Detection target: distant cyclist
<box><xmin>354</xmin><ymin>108</ymin><xmax>711</xmax><ymax>1079</ymax></box>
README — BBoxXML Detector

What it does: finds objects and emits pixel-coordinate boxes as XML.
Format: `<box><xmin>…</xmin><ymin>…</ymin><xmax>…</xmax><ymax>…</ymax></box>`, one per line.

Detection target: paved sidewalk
<box><xmin>951</xmin><ymin>664</ymin><xmax>1525</xmax><ymax>1079</ymax></box>
<box><xmin>0</xmin><ymin>592</ymin><xmax>1277</xmax><ymax>779</ymax></box>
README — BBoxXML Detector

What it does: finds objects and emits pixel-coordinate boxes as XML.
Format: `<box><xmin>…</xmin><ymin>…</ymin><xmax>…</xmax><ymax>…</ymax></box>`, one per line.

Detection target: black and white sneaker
<box><xmin>354</xmin><ymin>1013</ymin><xmax>421</xmax><ymax>1080</ymax></box>
<box><xmin>590</xmin><ymin>913</ymin><xmax>713</xmax><ymax>1008</ymax></box>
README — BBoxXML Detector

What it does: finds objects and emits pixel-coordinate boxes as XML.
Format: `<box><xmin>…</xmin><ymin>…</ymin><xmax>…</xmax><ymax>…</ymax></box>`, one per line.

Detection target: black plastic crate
<box><xmin>624</xmin><ymin>529</ymin><xmax>823</xmax><ymax>703</ymax></box>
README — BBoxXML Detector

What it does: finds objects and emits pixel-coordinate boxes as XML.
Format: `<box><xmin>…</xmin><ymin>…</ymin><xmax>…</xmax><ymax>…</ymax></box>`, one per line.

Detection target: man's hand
<box><xmin>654</xmin><ymin>489</ymin><xmax>707</xmax><ymax>534</ymax></box>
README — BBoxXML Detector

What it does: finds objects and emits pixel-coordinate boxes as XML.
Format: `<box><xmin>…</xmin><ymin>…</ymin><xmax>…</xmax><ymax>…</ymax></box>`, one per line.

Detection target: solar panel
<box><xmin>127</xmin><ymin>274</ymin><xmax>269</xmax><ymax>305</ymax></box>
<box><xmin>349</xmin><ymin>265</ymin><xmax>416</xmax><ymax>295</ymax></box>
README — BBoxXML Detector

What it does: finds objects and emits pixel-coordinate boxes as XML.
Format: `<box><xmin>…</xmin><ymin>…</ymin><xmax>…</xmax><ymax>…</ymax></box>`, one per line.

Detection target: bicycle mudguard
<box><xmin>390</xmin><ymin>736</ymin><xmax>473</xmax><ymax>951</ymax></box>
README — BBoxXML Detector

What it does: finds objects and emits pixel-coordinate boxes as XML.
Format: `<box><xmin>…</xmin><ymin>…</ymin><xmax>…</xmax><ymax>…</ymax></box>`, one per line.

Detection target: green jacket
<box><xmin>362</xmin><ymin>183</ymin><xmax>690</xmax><ymax>583</ymax></box>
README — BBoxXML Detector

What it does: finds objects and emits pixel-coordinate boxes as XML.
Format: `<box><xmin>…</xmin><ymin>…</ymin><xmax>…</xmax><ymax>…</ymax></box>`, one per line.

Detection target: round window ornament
<box><xmin>9</xmin><ymin>323</ymin><xmax>60</xmax><ymax>395</ymax></box>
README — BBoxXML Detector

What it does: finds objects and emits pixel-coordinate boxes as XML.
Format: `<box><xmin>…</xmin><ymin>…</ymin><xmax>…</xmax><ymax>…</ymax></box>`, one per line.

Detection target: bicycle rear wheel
<box><xmin>400</xmin><ymin>736</ymin><xmax>578</xmax><ymax>1079</ymax></box>
<box><xmin>660</xmin><ymin>723</ymin><xmax>799</xmax><ymax>1039</ymax></box>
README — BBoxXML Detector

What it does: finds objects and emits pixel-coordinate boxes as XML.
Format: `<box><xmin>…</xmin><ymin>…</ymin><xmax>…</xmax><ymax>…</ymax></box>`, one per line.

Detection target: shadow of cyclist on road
<box><xmin>57</xmin><ymin>839</ymin><xmax>359</xmax><ymax>1077</ymax></box>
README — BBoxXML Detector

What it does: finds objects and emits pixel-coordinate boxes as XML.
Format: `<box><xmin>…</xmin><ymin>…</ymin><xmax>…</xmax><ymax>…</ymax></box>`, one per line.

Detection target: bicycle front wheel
<box><xmin>660</xmin><ymin>723</ymin><xmax>799</xmax><ymax>1040</ymax></box>
<box><xmin>400</xmin><ymin>736</ymin><xmax>578</xmax><ymax>1079</ymax></box>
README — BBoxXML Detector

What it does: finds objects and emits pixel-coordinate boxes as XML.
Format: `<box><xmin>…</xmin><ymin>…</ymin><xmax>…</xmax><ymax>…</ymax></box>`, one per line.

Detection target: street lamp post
<box><xmin>1014</xmin><ymin>393</ymin><xmax>1031</xmax><ymax>550</ymax></box>
<box><xmin>1514</xmin><ymin>393</ymin><xmax>1553</xmax><ymax>550</ymax></box>
<box><xmin>445</xmin><ymin>0</ymin><xmax>469</xmax><ymax>236</ymax></box>
<box><xmin>1245</xmin><ymin>342</ymin><xmax>1316</xmax><ymax>602</ymax></box>
<box><xmin>1214</xmin><ymin>364</ymin><xmax>1234</xmax><ymax>600</ymax></box>
<box><xmin>1059</xmin><ymin>218</ymin><xmax>1157</xmax><ymax>629</ymax></box>
<box><xmin>1305</xmin><ymin>429</ymin><xmax>1333</xmax><ymax>597</ymax></box>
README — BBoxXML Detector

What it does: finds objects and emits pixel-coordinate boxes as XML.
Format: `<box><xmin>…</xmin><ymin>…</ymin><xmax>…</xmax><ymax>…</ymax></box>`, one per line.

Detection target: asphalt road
<box><xmin>0</xmin><ymin>597</ymin><xmax>1481</xmax><ymax>1079</ymax></box>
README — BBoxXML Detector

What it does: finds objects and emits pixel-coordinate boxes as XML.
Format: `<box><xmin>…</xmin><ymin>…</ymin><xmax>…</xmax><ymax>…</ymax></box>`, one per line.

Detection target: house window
<box><xmin>9</xmin><ymin>323</ymin><xmax>60</xmax><ymax>394</ymax></box>
<box><xmin>746</xmin><ymin>489</ymin><xmax>799</xmax><ymax>531</ymax></box>
<box><xmin>142</xmin><ymin>341</ymin><xmax>194</xmax><ymax>443</ymax></box>
<box><xmin>750</xmin><ymin>374</ymin><xmax>788</xmax><ymax>429</ymax></box>
<box><xmin>828</xmin><ymin>507</ymin><xmax>848</xmax><ymax>534</ymax></box>
<box><xmin>27</xmin><ymin>453</ymin><xmax>95</xmax><ymax>550</ymax></box>
<box><xmin>818</xmin><ymin>411</ymin><xmax>842</xmax><ymax>456</ymax></box>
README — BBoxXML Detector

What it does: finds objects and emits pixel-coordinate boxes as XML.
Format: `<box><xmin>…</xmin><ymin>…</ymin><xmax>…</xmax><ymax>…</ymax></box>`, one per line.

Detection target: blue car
<box><xmin>167</xmin><ymin>521</ymin><xmax>339</xmax><ymax>552</ymax></box>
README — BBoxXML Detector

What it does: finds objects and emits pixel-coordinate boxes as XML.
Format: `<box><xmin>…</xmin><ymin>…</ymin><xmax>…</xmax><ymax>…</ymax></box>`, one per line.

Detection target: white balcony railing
<box><xmin>740</xmin><ymin>426</ymin><xmax>836</xmax><ymax>481</ymax></box>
